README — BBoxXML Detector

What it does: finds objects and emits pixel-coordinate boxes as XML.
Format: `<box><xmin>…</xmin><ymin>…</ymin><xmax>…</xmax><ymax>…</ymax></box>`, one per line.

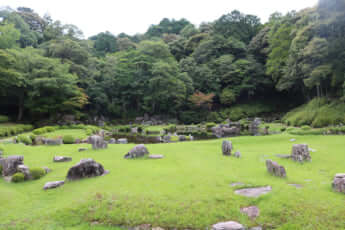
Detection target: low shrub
<box><xmin>30</xmin><ymin>168</ymin><xmax>46</xmax><ymax>180</ymax></box>
<box><xmin>63</xmin><ymin>135</ymin><xmax>75</xmax><ymax>144</ymax></box>
<box><xmin>164</xmin><ymin>125</ymin><xmax>176</xmax><ymax>133</ymax></box>
<box><xmin>301</xmin><ymin>125</ymin><xmax>311</xmax><ymax>131</ymax></box>
<box><xmin>12</xmin><ymin>172</ymin><xmax>25</xmax><ymax>183</ymax></box>
<box><xmin>18</xmin><ymin>135</ymin><xmax>32</xmax><ymax>145</ymax></box>
<box><xmin>206</xmin><ymin>122</ymin><xmax>216</xmax><ymax>129</ymax></box>
<box><xmin>0</xmin><ymin>115</ymin><xmax>9</xmax><ymax>123</ymax></box>
<box><xmin>0</xmin><ymin>165</ymin><xmax>2</xmax><ymax>174</ymax></box>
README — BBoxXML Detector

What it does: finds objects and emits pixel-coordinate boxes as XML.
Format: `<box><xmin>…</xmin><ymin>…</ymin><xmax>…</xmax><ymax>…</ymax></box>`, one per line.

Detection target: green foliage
<box><xmin>29</xmin><ymin>167</ymin><xmax>46</xmax><ymax>180</ymax></box>
<box><xmin>0</xmin><ymin>115</ymin><xmax>9</xmax><ymax>123</ymax></box>
<box><xmin>62</xmin><ymin>135</ymin><xmax>75</xmax><ymax>144</ymax></box>
<box><xmin>283</xmin><ymin>98</ymin><xmax>345</xmax><ymax>127</ymax></box>
<box><xmin>33</xmin><ymin>126</ymin><xmax>58</xmax><ymax>135</ymax></box>
<box><xmin>0</xmin><ymin>124</ymin><xmax>34</xmax><ymax>138</ymax></box>
<box><xmin>11</xmin><ymin>172</ymin><xmax>25</xmax><ymax>183</ymax></box>
<box><xmin>206</xmin><ymin>122</ymin><xmax>216</xmax><ymax>129</ymax></box>
<box><xmin>17</xmin><ymin>134</ymin><xmax>32</xmax><ymax>145</ymax></box>
<box><xmin>0</xmin><ymin>164</ymin><xmax>2</xmax><ymax>175</ymax></box>
<box><xmin>0</xmin><ymin>23</ymin><xmax>20</xmax><ymax>49</ymax></box>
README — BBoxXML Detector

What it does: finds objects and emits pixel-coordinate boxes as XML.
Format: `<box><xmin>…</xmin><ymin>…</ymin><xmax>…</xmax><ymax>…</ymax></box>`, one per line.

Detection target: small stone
<box><xmin>78</xmin><ymin>147</ymin><xmax>88</xmax><ymax>152</ymax></box>
<box><xmin>234</xmin><ymin>151</ymin><xmax>241</xmax><ymax>158</ymax></box>
<box><xmin>235</xmin><ymin>186</ymin><xmax>272</xmax><ymax>198</ymax></box>
<box><xmin>275</xmin><ymin>154</ymin><xmax>291</xmax><ymax>159</ymax></box>
<box><xmin>148</xmin><ymin>154</ymin><xmax>164</xmax><ymax>159</ymax></box>
<box><xmin>1</xmin><ymin>155</ymin><xmax>24</xmax><ymax>176</ymax></box>
<box><xmin>43</xmin><ymin>181</ymin><xmax>64</xmax><ymax>190</ymax></box>
<box><xmin>212</xmin><ymin>221</ymin><xmax>245</xmax><ymax>230</ymax></box>
<box><xmin>42</xmin><ymin>167</ymin><xmax>51</xmax><ymax>174</ymax></box>
<box><xmin>240</xmin><ymin>206</ymin><xmax>260</xmax><ymax>219</ymax></box>
<box><xmin>88</xmin><ymin>135</ymin><xmax>108</xmax><ymax>149</ymax></box>
<box><xmin>53</xmin><ymin>156</ymin><xmax>72</xmax><ymax>162</ymax></box>
<box><xmin>230</xmin><ymin>182</ymin><xmax>244</xmax><ymax>187</ymax></box>
<box><xmin>290</xmin><ymin>138</ymin><xmax>296</xmax><ymax>142</ymax></box>
<box><xmin>108</xmin><ymin>138</ymin><xmax>116</xmax><ymax>144</ymax></box>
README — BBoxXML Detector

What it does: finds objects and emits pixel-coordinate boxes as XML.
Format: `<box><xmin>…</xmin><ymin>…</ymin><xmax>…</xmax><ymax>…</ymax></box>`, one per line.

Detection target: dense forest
<box><xmin>0</xmin><ymin>0</ymin><xmax>344</xmax><ymax>124</ymax></box>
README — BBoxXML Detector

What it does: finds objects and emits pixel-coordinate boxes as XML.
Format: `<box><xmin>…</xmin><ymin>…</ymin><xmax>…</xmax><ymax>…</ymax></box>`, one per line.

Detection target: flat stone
<box><xmin>148</xmin><ymin>154</ymin><xmax>164</xmax><ymax>159</ymax></box>
<box><xmin>234</xmin><ymin>151</ymin><xmax>241</xmax><ymax>158</ymax></box>
<box><xmin>43</xmin><ymin>167</ymin><xmax>51</xmax><ymax>174</ymax></box>
<box><xmin>249</xmin><ymin>227</ymin><xmax>262</xmax><ymax>230</ymax></box>
<box><xmin>117</xmin><ymin>138</ymin><xmax>128</xmax><ymax>144</ymax></box>
<box><xmin>240</xmin><ymin>206</ymin><xmax>260</xmax><ymax>219</ymax></box>
<box><xmin>290</xmin><ymin>138</ymin><xmax>296</xmax><ymax>142</ymax></box>
<box><xmin>78</xmin><ymin>148</ymin><xmax>88</xmax><ymax>152</ymax></box>
<box><xmin>212</xmin><ymin>221</ymin><xmax>245</xmax><ymax>230</ymax></box>
<box><xmin>288</xmin><ymin>183</ymin><xmax>302</xmax><ymax>189</ymax></box>
<box><xmin>53</xmin><ymin>156</ymin><xmax>72</xmax><ymax>162</ymax></box>
<box><xmin>275</xmin><ymin>154</ymin><xmax>291</xmax><ymax>159</ymax></box>
<box><xmin>43</xmin><ymin>181</ymin><xmax>64</xmax><ymax>190</ymax></box>
<box><xmin>235</xmin><ymin>186</ymin><xmax>272</xmax><ymax>198</ymax></box>
<box><xmin>230</xmin><ymin>182</ymin><xmax>245</xmax><ymax>187</ymax></box>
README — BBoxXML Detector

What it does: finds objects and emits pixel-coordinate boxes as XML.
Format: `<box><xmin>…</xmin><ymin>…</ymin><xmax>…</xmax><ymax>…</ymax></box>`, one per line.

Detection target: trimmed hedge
<box><xmin>0</xmin><ymin>124</ymin><xmax>34</xmax><ymax>138</ymax></box>
<box><xmin>12</xmin><ymin>172</ymin><xmax>25</xmax><ymax>183</ymax></box>
<box><xmin>30</xmin><ymin>168</ymin><xmax>46</xmax><ymax>180</ymax></box>
<box><xmin>63</xmin><ymin>135</ymin><xmax>75</xmax><ymax>144</ymax></box>
<box><xmin>18</xmin><ymin>135</ymin><xmax>32</xmax><ymax>145</ymax></box>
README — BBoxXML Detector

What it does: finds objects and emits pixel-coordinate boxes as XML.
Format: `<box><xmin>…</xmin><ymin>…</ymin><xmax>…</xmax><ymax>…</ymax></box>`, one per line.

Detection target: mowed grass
<box><xmin>0</xmin><ymin>134</ymin><xmax>344</xmax><ymax>230</ymax></box>
<box><xmin>43</xmin><ymin>129</ymin><xmax>89</xmax><ymax>140</ymax></box>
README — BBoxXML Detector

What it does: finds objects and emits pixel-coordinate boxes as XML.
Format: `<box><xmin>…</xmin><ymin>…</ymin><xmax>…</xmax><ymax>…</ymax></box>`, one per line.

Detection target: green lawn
<box><xmin>0</xmin><ymin>134</ymin><xmax>344</xmax><ymax>230</ymax></box>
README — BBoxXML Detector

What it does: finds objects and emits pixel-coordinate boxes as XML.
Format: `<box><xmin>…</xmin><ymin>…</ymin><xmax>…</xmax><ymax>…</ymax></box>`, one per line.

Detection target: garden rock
<box><xmin>131</xmin><ymin>127</ymin><xmax>138</xmax><ymax>134</ymax></box>
<box><xmin>78</xmin><ymin>147</ymin><xmax>88</xmax><ymax>152</ymax></box>
<box><xmin>275</xmin><ymin>154</ymin><xmax>291</xmax><ymax>159</ymax></box>
<box><xmin>178</xmin><ymin>135</ymin><xmax>186</xmax><ymax>141</ymax></box>
<box><xmin>291</xmin><ymin>144</ymin><xmax>311</xmax><ymax>162</ymax></box>
<box><xmin>163</xmin><ymin>135</ymin><xmax>171</xmax><ymax>143</ymax></box>
<box><xmin>332</xmin><ymin>173</ymin><xmax>345</xmax><ymax>194</ymax></box>
<box><xmin>240</xmin><ymin>206</ymin><xmax>260</xmax><ymax>219</ymax></box>
<box><xmin>43</xmin><ymin>167</ymin><xmax>51</xmax><ymax>174</ymax></box>
<box><xmin>234</xmin><ymin>151</ymin><xmax>241</xmax><ymax>158</ymax></box>
<box><xmin>235</xmin><ymin>186</ymin><xmax>272</xmax><ymax>197</ymax></box>
<box><xmin>117</xmin><ymin>138</ymin><xmax>128</xmax><ymax>144</ymax></box>
<box><xmin>43</xmin><ymin>138</ymin><xmax>63</xmax><ymax>146</ymax></box>
<box><xmin>108</xmin><ymin>138</ymin><xmax>116</xmax><ymax>144</ymax></box>
<box><xmin>249</xmin><ymin>118</ymin><xmax>261</xmax><ymax>136</ymax></box>
<box><xmin>66</xmin><ymin>158</ymin><xmax>106</xmax><ymax>180</ymax></box>
<box><xmin>148</xmin><ymin>154</ymin><xmax>164</xmax><ymax>159</ymax></box>
<box><xmin>222</xmin><ymin>140</ymin><xmax>232</xmax><ymax>156</ymax></box>
<box><xmin>53</xmin><ymin>156</ymin><xmax>72</xmax><ymax>162</ymax></box>
<box><xmin>17</xmin><ymin>165</ymin><xmax>32</xmax><ymax>180</ymax></box>
<box><xmin>0</xmin><ymin>155</ymin><xmax>24</xmax><ymax>176</ymax></box>
<box><xmin>266</xmin><ymin>160</ymin><xmax>286</xmax><ymax>177</ymax></box>
<box><xmin>290</xmin><ymin>138</ymin><xmax>296</xmax><ymax>142</ymax></box>
<box><xmin>212</xmin><ymin>221</ymin><xmax>245</xmax><ymax>230</ymax></box>
<box><xmin>43</xmin><ymin>181</ymin><xmax>65</xmax><ymax>190</ymax></box>
<box><xmin>124</xmin><ymin>144</ymin><xmax>149</xmax><ymax>159</ymax></box>
<box><xmin>89</xmin><ymin>135</ymin><xmax>108</xmax><ymax>149</ymax></box>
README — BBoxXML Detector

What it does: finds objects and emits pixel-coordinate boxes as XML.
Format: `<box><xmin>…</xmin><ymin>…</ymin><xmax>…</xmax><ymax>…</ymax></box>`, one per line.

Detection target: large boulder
<box><xmin>124</xmin><ymin>144</ymin><xmax>149</xmax><ymax>159</ymax></box>
<box><xmin>163</xmin><ymin>135</ymin><xmax>171</xmax><ymax>143</ymax></box>
<box><xmin>43</xmin><ymin>181</ymin><xmax>64</xmax><ymax>190</ymax></box>
<box><xmin>266</xmin><ymin>160</ymin><xmax>286</xmax><ymax>177</ymax></box>
<box><xmin>53</xmin><ymin>156</ymin><xmax>72</xmax><ymax>162</ymax></box>
<box><xmin>222</xmin><ymin>140</ymin><xmax>232</xmax><ymax>156</ymax></box>
<box><xmin>178</xmin><ymin>135</ymin><xmax>186</xmax><ymax>141</ymax></box>
<box><xmin>17</xmin><ymin>165</ymin><xmax>32</xmax><ymax>180</ymax></box>
<box><xmin>66</xmin><ymin>159</ymin><xmax>106</xmax><ymax>181</ymax></box>
<box><xmin>332</xmin><ymin>173</ymin><xmax>345</xmax><ymax>194</ymax></box>
<box><xmin>43</xmin><ymin>138</ymin><xmax>63</xmax><ymax>146</ymax></box>
<box><xmin>212</xmin><ymin>221</ymin><xmax>245</xmax><ymax>230</ymax></box>
<box><xmin>0</xmin><ymin>155</ymin><xmax>24</xmax><ymax>176</ymax></box>
<box><xmin>88</xmin><ymin>135</ymin><xmax>108</xmax><ymax>150</ymax></box>
<box><xmin>291</xmin><ymin>144</ymin><xmax>311</xmax><ymax>162</ymax></box>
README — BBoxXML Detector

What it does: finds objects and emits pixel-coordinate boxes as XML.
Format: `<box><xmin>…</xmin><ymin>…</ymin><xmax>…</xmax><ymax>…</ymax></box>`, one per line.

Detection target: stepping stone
<box><xmin>212</xmin><ymin>221</ymin><xmax>245</xmax><ymax>230</ymax></box>
<box><xmin>288</xmin><ymin>183</ymin><xmax>302</xmax><ymax>189</ymax></box>
<box><xmin>290</xmin><ymin>138</ymin><xmax>296</xmax><ymax>142</ymax></box>
<box><xmin>249</xmin><ymin>227</ymin><xmax>262</xmax><ymax>230</ymax></box>
<box><xmin>275</xmin><ymin>154</ymin><xmax>291</xmax><ymax>159</ymax></box>
<box><xmin>230</xmin><ymin>182</ymin><xmax>244</xmax><ymax>187</ymax></box>
<box><xmin>53</xmin><ymin>156</ymin><xmax>72</xmax><ymax>162</ymax></box>
<box><xmin>235</xmin><ymin>186</ymin><xmax>272</xmax><ymax>198</ymax></box>
<box><xmin>148</xmin><ymin>154</ymin><xmax>164</xmax><ymax>159</ymax></box>
<box><xmin>240</xmin><ymin>206</ymin><xmax>259</xmax><ymax>219</ymax></box>
<box><xmin>43</xmin><ymin>181</ymin><xmax>64</xmax><ymax>190</ymax></box>
<box><xmin>78</xmin><ymin>148</ymin><xmax>88</xmax><ymax>152</ymax></box>
<box><xmin>234</xmin><ymin>151</ymin><xmax>241</xmax><ymax>158</ymax></box>
<box><xmin>117</xmin><ymin>138</ymin><xmax>128</xmax><ymax>144</ymax></box>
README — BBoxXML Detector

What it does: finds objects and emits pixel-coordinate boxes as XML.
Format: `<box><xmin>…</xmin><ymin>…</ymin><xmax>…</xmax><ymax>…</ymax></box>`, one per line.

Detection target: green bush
<box><xmin>164</xmin><ymin>125</ymin><xmax>176</xmax><ymax>133</ymax></box>
<box><xmin>0</xmin><ymin>165</ymin><xmax>2</xmax><ymax>175</ymax></box>
<box><xmin>12</xmin><ymin>172</ymin><xmax>25</xmax><ymax>183</ymax></box>
<box><xmin>0</xmin><ymin>115</ymin><xmax>9</xmax><ymax>123</ymax></box>
<box><xmin>63</xmin><ymin>135</ymin><xmax>75</xmax><ymax>144</ymax></box>
<box><xmin>18</xmin><ymin>135</ymin><xmax>32</xmax><ymax>145</ymax></box>
<box><xmin>170</xmin><ymin>136</ymin><xmax>179</xmax><ymax>142</ymax></box>
<box><xmin>301</xmin><ymin>125</ymin><xmax>311</xmax><ymax>131</ymax></box>
<box><xmin>30</xmin><ymin>168</ymin><xmax>46</xmax><ymax>180</ymax></box>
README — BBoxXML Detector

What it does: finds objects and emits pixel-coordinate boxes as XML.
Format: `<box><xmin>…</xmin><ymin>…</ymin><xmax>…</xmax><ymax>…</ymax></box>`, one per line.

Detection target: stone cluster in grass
<box><xmin>266</xmin><ymin>160</ymin><xmax>286</xmax><ymax>178</ymax></box>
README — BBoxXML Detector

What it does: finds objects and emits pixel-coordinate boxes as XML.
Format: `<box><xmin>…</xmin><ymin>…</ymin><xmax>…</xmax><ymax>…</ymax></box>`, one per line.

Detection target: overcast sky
<box><xmin>1</xmin><ymin>0</ymin><xmax>318</xmax><ymax>38</ymax></box>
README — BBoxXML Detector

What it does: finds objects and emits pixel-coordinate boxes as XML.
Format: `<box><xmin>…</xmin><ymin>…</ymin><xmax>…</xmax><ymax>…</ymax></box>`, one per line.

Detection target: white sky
<box><xmin>1</xmin><ymin>0</ymin><xmax>318</xmax><ymax>38</ymax></box>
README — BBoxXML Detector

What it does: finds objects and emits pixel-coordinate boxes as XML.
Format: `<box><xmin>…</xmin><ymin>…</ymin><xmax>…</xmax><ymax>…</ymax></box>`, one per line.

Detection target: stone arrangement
<box><xmin>88</xmin><ymin>135</ymin><xmax>108</xmax><ymax>150</ymax></box>
<box><xmin>266</xmin><ymin>160</ymin><xmax>286</xmax><ymax>178</ymax></box>
<box><xmin>0</xmin><ymin>155</ymin><xmax>24</xmax><ymax>176</ymax></box>
<box><xmin>249</xmin><ymin>117</ymin><xmax>261</xmax><ymax>136</ymax></box>
<box><xmin>66</xmin><ymin>158</ymin><xmax>107</xmax><ymax>181</ymax></box>
<box><xmin>42</xmin><ymin>138</ymin><xmax>63</xmax><ymax>146</ymax></box>
<box><xmin>124</xmin><ymin>144</ymin><xmax>149</xmax><ymax>159</ymax></box>
<box><xmin>222</xmin><ymin>140</ymin><xmax>232</xmax><ymax>156</ymax></box>
<box><xmin>212</xmin><ymin>124</ymin><xmax>240</xmax><ymax>138</ymax></box>
<box><xmin>291</xmin><ymin>144</ymin><xmax>311</xmax><ymax>162</ymax></box>
<box><xmin>332</xmin><ymin>173</ymin><xmax>345</xmax><ymax>194</ymax></box>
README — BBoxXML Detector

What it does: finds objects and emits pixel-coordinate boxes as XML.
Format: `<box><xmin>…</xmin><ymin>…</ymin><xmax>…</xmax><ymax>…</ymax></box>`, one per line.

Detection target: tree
<box><xmin>0</xmin><ymin>23</ymin><xmax>20</xmax><ymax>48</ymax></box>
<box><xmin>189</xmin><ymin>91</ymin><xmax>215</xmax><ymax>110</ymax></box>
<box><xmin>89</xmin><ymin>31</ymin><xmax>117</xmax><ymax>56</ymax></box>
